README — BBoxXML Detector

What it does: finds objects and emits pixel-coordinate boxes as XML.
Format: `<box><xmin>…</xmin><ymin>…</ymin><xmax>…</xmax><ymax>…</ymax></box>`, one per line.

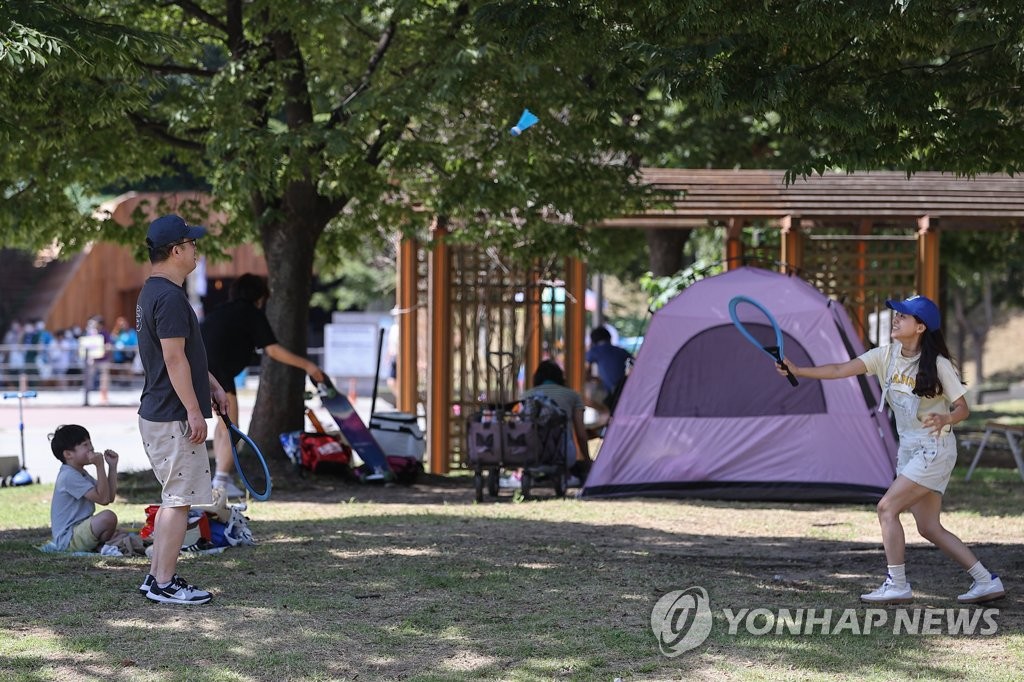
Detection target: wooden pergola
<box><xmin>605</xmin><ymin>169</ymin><xmax>1024</xmax><ymax>302</ymax></box>
<box><xmin>396</xmin><ymin>169</ymin><xmax>1024</xmax><ymax>473</ymax></box>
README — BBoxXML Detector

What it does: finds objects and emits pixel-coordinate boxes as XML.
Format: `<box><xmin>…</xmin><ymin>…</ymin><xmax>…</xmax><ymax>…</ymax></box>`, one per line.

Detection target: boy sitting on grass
<box><xmin>49</xmin><ymin>424</ymin><xmax>126</xmax><ymax>553</ymax></box>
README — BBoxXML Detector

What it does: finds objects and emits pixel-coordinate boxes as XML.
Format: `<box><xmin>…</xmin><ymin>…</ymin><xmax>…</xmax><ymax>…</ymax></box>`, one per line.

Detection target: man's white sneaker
<box><xmin>138</xmin><ymin>573</ymin><xmax>155</xmax><ymax>595</ymax></box>
<box><xmin>860</xmin><ymin>576</ymin><xmax>913</xmax><ymax>604</ymax></box>
<box><xmin>957</xmin><ymin>575</ymin><xmax>1005</xmax><ymax>604</ymax></box>
<box><xmin>146</xmin><ymin>574</ymin><xmax>212</xmax><ymax>605</ymax></box>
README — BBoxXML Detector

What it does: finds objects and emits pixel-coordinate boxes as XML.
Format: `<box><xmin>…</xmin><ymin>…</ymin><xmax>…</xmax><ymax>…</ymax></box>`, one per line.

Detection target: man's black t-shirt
<box><xmin>201</xmin><ymin>299</ymin><xmax>277</xmax><ymax>393</ymax></box>
<box><xmin>137</xmin><ymin>276</ymin><xmax>211</xmax><ymax>421</ymax></box>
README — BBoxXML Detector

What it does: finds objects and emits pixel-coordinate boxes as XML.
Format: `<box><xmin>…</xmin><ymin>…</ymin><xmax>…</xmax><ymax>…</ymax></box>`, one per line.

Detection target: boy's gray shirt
<box><xmin>50</xmin><ymin>464</ymin><xmax>96</xmax><ymax>549</ymax></box>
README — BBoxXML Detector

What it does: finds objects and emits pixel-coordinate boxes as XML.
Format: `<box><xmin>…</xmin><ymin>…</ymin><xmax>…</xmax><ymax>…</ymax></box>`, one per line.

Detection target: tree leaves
<box><xmin>4</xmin><ymin>1</ymin><xmax>1024</xmax><ymax>261</ymax></box>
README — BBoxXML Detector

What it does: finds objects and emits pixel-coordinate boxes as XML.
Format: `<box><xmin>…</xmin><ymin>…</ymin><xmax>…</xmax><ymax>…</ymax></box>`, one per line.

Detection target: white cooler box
<box><xmin>369</xmin><ymin>412</ymin><xmax>426</xmax><ymax>460</ymax></box>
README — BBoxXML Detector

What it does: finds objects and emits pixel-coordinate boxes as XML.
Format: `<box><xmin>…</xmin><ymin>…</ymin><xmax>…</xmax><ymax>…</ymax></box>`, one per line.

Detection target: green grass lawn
<box><xmin>0</xmin><ymin>463</ymin><xmax>1021</xmax><ymax>682</ymax></box>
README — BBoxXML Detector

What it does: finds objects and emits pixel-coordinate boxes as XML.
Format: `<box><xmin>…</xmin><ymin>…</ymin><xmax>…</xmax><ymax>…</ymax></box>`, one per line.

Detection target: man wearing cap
<box><xmin>135</xmin><ymin>214</ymin><xmax>228</xmax><ymax>605</ymax></box>
<box><xmin>776</xmin><ymin>294</ymin><xmax>1004</xmax><ymax>606</ymax></box>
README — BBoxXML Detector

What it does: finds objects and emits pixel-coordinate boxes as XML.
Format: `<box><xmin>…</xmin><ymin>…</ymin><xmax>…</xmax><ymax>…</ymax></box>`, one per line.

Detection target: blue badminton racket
<box><xmin>728</xmin><ymin>295</ymin><xmax>799</xmax><ymax>387</ymax></box>
<box><xmin>219</xmin><ymin>414</ymin><xmax>272</xmax><ymax>500</ymax></box>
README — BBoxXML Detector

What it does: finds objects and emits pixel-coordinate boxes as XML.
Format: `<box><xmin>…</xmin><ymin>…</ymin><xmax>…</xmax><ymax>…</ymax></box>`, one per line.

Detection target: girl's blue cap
<box><xmin>886</xmin><ymin>295</ymin><xmax>940</xmax><ymax>331</ymax></box>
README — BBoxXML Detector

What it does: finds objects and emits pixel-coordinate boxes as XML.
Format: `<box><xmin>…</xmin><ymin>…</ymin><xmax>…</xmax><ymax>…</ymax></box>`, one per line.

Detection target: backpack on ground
<box><xmin>298</xmin><ymin>432</ymin><xmax>352</xmax><ymax>474</ymax></box>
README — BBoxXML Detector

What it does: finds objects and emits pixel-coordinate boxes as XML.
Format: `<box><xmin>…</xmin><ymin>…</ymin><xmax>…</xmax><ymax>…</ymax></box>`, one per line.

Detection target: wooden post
<box><xmin>779</xmin><ymin>215</ymin><xmax>803</xmax><ymax>274</ymax></box>
<box><xmin>725</xmin><ymin>218</ymin><xmax>743</xmax><ymax>269</ymax></box>
<box><xmin>427</xmin><ymin>219</ymin><xmax>451</xmax><ymax>474</ymax></box>
<box><xmin>397</xmin><ymin>236</ymin><xmax>418</xmax><ymax>414</ymax></box>
<box><xmin>564</xmin><ymin>257</ymin><xmax>586</xmax><ymax>393</ymax></box>
<box><xmin>917</xmin><ymin>215</ymin><xmax>940</xmax><ymax>302</ymax></box>
<box><xmin>854</xmin><ymin>219</ymin><xmax>872</xmax><ymax>343</ymax></box>
<box><xmin>524</xmin><ymin>270</ymin><xmax>543</xmax><ymax>389</ymax></box>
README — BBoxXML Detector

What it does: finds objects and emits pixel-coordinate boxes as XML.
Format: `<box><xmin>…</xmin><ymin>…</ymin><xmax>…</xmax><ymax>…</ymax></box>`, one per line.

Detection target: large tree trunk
<box><xmin>644</xmin><ymin>228</ymin><xmax>692</xmax><ymax>276</ymax></box>
<box><xmin>247</xmin><ymin>185</ymin><xmax>328</xmax><ymax>484</ymax></box>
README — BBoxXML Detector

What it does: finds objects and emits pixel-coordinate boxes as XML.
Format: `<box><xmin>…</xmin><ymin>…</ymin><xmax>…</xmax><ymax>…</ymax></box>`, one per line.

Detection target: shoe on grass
<box><xmin>860</xmin><ymin>576</ymin><xmax>913</xmax><ymax>604</ymax></box>
<box><xmin>957</xmin><ymin>575</ymin><xmax>1005</xmax><ymax>604</ymax></box>
<box><xmin>146</xmin><ymin>575</ymin><xmax>212</xmax><ymax>605</ymax></box>
<box><xmin>138</xmin><ymin>573</ymin><xmax>154</xmax><ymax>595</ymax></box>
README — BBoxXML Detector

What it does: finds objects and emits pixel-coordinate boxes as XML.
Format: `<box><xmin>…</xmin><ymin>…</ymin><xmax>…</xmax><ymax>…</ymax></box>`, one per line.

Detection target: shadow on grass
<box><xmin>107</xmin><ymin>462</ymin><xmax>1024</xmax><ymax>522</ymax></box>
<box><xmin>111</xmin><ymin>468</ymin><xmax>478</xmax><ymax>506</ymax></box>
<box><xmin>1</xmin><ymin>502</ymin><xmax>1021</xmax><ymax>681</ymax></box>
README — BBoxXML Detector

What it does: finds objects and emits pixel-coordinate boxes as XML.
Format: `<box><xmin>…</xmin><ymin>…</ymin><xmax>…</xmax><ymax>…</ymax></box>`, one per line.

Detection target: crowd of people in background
<box><xmin>0</xmin><ymin>315</ymin><xmax>141</xmax><ymax>389</ymax></box>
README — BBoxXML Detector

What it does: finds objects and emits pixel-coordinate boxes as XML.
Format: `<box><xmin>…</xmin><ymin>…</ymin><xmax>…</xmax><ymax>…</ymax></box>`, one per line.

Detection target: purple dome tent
<box><xmin>581</xmin><ymin>267</ymin><xmax>897</xmax><ymax>503</ymax></box>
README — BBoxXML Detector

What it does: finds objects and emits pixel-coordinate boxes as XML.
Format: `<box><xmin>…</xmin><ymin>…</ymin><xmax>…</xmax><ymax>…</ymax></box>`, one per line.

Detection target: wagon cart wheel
<box><xmin>487</xmin><ymin>467</ymin><xmax>500</xmax><ymax>497</ymax></box>
<box><xmin>553</xmin><ymin>469</ymin><xmax>566</xmax><ymax>498</ymax></box>
<box><xmin>473</xmin><ymin>468</ymin><xmax>484</xmax><ymax>503</ymax></box>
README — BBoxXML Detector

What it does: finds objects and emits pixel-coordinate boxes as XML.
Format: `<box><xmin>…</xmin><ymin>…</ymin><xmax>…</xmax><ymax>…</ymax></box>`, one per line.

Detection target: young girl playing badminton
<box><xmin>778</xmin><ymin>295</ymin><xmax>1004</xmax><ymax>605</ymax></box>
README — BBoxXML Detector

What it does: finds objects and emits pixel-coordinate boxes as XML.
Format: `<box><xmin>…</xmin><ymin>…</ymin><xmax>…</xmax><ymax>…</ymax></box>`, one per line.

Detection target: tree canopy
<box><xmin>0</xmin><ymin>1</ymin><xmax>676</xmax><ymax>466</ymax></box>
<box><xmin>3</xmin><ymin>1</ymin><xmax>1024</xmax><ymax>467</ymax></box>
<box><xmin>622</xmin><ymin>0</ymin><xmax>1024</xmax><ymax>177</ymax></box>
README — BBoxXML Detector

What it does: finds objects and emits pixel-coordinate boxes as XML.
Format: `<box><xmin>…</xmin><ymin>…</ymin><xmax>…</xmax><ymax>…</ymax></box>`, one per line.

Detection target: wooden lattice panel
<box><xmin>802</xmin><ymin>234</ymin><xmax>917</xmax><ymax>346</ymax></box>
<box><xmin>446</xmin><ymin>246</ymin><xmax>554</xmax><ymax>468</ymax></box>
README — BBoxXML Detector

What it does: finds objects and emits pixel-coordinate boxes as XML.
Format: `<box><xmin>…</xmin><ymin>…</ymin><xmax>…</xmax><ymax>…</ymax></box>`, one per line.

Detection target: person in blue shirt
<box><xmin>111</xmin><ymin>316</ymin><xmax>138</xmax><ymax>364</ymax></box>
<box><xmin>585</xmin><ymin>326</ymin><xmax>632</xmax><ymax>411</ymax></box>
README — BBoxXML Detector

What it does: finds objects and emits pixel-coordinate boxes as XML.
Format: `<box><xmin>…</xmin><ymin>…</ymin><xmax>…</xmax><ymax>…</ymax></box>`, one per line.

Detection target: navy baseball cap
<box><xmin>886</xmin><ymin>295</ymin><xmax>940</xmax><ymax>331</ymax></box>
<box><xmin>146</xmin><ymin>214</ymin><xmax>207</xmax><ymax>249</ymax></box>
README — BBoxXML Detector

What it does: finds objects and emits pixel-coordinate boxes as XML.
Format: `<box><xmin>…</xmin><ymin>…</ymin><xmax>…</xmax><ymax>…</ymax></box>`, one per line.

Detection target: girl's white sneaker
<box><xmin>957</xmin><ymin>576</ymin><xmax>1005</xmax><ymax>604</ymax></box>
<box><xmin>860</xmin><ymin>576</ymin><xmax>913</xmax><ymax>604</ymax></box>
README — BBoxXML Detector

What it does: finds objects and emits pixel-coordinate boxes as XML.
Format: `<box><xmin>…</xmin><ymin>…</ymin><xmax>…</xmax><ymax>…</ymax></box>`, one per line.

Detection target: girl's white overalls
<box><xmin>878</xmin><ymin>346</ymin><xmax>957</xmax><ymax>493</ymax></box>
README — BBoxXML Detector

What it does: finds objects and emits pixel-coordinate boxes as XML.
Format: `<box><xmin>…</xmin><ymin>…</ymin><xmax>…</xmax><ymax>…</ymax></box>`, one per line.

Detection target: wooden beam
<box><xmin>427</xmin><ymin>218</ymin><xmax>451</xmax><ymax>474</ymax></box>
<box><xmin>779</xmin><ymin>215</ymin><xmax>803</xmax><ymax>273</ymax></box>
<box><xmin>564</xmin><ymin>257</ymin><xmax>586</xmax><ymax>393</ymax></box>
<box><xmin>396</xmin><ymin>236</ymin><xmax>418</xmax><ymax>414</ymax></box>
<box><xmin>596</xmin><ymin>168</ymin><xmax>1024</xmax><ymax>229</ymax></box>
<box><xmin>524</xmin><ymin>270</ymin><xmax>542</xmax><ymax>390</ymax></box>
<box><xmin>917</xmin><ymin>215</ymin><xmax>941</xmax><ymax>303</ymax></box>
<box><xmin>725</xmin><ymin>218</ymin><xmax>743</xmax><ymax>269</ymax></box>
<box><xmin>853</xmin><ymin>219</ymin><xmax>872</xmax><ymax>344</ymax></box>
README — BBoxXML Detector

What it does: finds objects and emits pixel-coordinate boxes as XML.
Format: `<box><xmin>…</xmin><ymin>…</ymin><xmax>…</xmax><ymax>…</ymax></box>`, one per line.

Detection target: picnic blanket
<box><xmin>38</xmin><ymin>532</ymin><xmax>146</xmax><ymax>557</ymax></box>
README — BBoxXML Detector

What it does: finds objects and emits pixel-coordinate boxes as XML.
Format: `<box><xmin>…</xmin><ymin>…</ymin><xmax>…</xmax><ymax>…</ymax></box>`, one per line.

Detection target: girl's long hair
<box><xmin>914</xmin><ymin>324</ymin><xmax>962</xmax><ymax>398</ymax></box>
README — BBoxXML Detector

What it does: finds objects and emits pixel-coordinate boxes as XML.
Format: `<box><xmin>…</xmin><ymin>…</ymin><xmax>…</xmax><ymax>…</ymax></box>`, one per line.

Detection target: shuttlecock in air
<box><xmin>510</xmin><ymin>108</ymin><xmax>539</xmax><ymax>136</ymax></box>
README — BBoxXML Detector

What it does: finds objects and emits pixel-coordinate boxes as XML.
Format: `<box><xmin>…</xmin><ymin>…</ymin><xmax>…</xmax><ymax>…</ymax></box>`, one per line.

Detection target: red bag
<box><xmin>139</xmin><ymin>506</ymin><xmax>211</xmax><ymax>544</ymax></box>
<box><xmin>299</xmin><ymin>432</ymin><xmax>351</xmax><ymax>473</ymax></box>
<box><xmin>140</xmin><ymin>505</ymin><xmax>160</xmax><ymax>539</ymax></box>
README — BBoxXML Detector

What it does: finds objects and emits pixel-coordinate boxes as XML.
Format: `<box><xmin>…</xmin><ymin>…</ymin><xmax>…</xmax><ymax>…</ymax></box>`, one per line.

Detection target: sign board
<box><xmin>323</xmin><ymin>312</ymin><xmax>393</xmax><ymax>378</ymax></box>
